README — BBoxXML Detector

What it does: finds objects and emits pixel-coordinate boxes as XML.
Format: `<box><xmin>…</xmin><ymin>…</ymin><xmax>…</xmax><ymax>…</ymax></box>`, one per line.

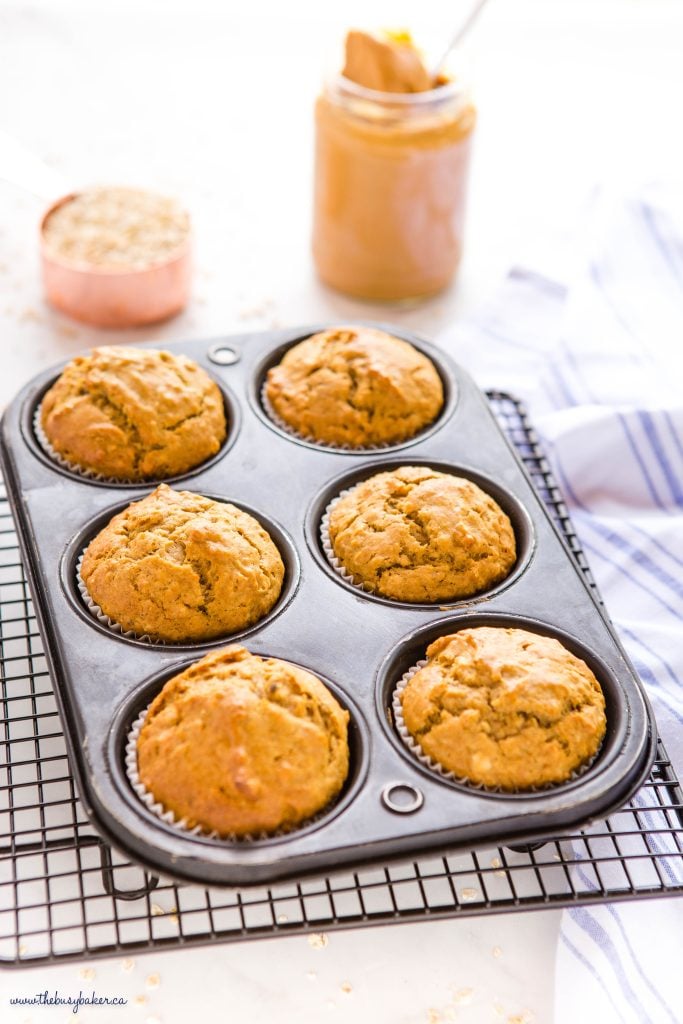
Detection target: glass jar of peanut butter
<box><xmin>312</xmin><ymin>31</ymin><xmax>476</xmax><ymax>302</ymax></box>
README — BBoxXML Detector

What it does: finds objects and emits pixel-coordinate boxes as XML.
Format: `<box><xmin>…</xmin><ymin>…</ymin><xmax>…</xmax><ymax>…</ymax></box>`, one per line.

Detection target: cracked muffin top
<box><xmin>40</xmin><ymin>345</ymin><xmax>226</xmax><ymax>480</ymax></box>
<box><xmin>327</xmin><ymin>466</ymin><xmax>516</xmax><ymax>603</ymax></box>
<box><xmin>400</xmin><ymin>627</ymin><xmax>607</xmax><ymax>790</ymax></box>
<box><xmin>264</xmin><ymin>326</ymin><xmax>443</xmax><ymax>447</ymax></box>
<box><xmin>137</xmin><ymin>645</ymin><xmax>350</xmax><ymax>836</ymax></box>
<box><xmin>80</xmin><ymin>485</ymin><xmax>284</xmax><ymax>643</ymax></box>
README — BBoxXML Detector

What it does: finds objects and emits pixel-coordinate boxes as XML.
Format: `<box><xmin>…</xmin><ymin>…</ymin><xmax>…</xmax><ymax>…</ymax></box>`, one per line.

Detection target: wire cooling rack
<box><xmin>1</xmin><ymin>393</ymin><xmax>682</xmax><ymax>967</ymax></box>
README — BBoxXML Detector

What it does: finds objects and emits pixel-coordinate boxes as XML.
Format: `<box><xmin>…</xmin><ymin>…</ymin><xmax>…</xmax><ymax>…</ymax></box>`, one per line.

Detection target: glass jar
<box><xmin>312</xmin><ymin>75</ymin><xmax>476</xmax><ymax>302</ymax></box>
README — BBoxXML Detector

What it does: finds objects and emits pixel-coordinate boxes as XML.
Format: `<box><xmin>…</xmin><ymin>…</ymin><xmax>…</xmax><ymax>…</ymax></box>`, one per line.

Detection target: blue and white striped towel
<box><xmin>438</xmin><ymin>182</ymin><xmax>683</xmax><ymax>1024</ymax></box>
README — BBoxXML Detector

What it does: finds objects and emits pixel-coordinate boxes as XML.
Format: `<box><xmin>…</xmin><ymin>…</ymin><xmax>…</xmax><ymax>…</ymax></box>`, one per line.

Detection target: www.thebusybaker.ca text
<box><xmin>9</xmin><ymin>989</ymin><xmax>128</xmax><ymax>1014</ymax></box>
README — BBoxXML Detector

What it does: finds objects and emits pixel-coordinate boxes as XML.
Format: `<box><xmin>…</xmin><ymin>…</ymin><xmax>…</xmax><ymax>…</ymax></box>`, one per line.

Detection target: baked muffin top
<box><xmin>400</xmin><ymin>627</ymin><xmax>607</xmax><ymax>789</ymax></box>
<box><xmin>327</xmin><ymin>466</ymin><xmax>516</xmax><ymax>603</ymax></box>
<box><xmin>40</xmin><ymin>345</ymin><xmax>226</xmax><ymax>481</ymax></box>
<box><xmin>137</xmin><ymin>646</ymin><xmax>350</xmax><ymax>837</ymax></box>
<box><xmin>264</xmin><ymin>326</ymin><xmax>443</xmax><ymax>447</ymax></box>
<box><xmin>81</xmin><ymin>485</ymin><xmax>284</xmax><ymax>643</ymax></box>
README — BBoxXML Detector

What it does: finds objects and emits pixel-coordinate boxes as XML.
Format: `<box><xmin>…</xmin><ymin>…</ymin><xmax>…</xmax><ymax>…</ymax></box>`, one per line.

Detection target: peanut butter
<box><xmin>313</xmin><ymin>31</ymin><xmax>476</xmax><ymax>301</ymax></box>
<box><xmin>342</xmin><ymin>29</ymin><xmax>433</xmax><ymax>93</ymax></box>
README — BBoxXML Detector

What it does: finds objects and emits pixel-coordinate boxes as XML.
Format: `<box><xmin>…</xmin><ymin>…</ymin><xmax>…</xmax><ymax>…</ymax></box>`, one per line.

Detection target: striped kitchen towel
<box><xmin>438</xmin><ymin>182</ymin><xmax>683</xmax><ymax>1024</ymax></box>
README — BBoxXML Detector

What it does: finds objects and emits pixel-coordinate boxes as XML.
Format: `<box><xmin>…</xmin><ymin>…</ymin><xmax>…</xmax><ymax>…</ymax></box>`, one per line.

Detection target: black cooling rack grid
<box><xmin>1</xmin><ymin>392</ymin><xmax>681</xmax><ymax>967</ymax></box>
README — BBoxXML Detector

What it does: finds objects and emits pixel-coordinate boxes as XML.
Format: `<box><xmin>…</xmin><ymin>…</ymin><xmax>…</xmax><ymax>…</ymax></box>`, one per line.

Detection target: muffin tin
<box><xmin>0</xmin><ymin>325</ymin><xmax>656</xmax><ymax>887</ymax></box>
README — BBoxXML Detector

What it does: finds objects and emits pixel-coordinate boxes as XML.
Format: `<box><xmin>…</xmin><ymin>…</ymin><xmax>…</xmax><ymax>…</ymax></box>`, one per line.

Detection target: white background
<box><xmin>1</xmin><ymin>1</ymin><xmax>682</xmax><ymax>1021</ymax></box>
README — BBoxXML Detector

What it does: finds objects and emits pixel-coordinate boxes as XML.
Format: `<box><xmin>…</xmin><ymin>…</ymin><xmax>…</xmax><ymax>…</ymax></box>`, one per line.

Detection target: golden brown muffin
<box><xmin>81</xmin><ymin>485</ymin><xmax>284</xmax><ymax>643</ymax></box>
<box><xmin>40</xmin><ymin>345</ymin><xmax>226</xmax><ymax>480</ymax></box>
<box><xmin>327</xmin><ymin>466</ymin><xmax>516</xmax><ymax>603</ymax></box>
<box><xmin>136</xmin><ymin>646</ymin><xmax>350</xmax><ymax>836</ymax></box>
<box><xmin>400</xmin><ymin>627</ymin><xmax>607</xmax><ymax>789</ymax></box>
<box><xmin>264</xmin><ymin>326</ymin><xmax>443</xmax><ymax>447</ymax></box>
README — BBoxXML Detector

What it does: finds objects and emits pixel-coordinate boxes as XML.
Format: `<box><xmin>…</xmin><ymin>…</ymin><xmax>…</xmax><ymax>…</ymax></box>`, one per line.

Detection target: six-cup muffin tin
<box><xmin>0</xmin><ymin>325</ymin><xmax>656</xmax><ymax>887</ymax></box>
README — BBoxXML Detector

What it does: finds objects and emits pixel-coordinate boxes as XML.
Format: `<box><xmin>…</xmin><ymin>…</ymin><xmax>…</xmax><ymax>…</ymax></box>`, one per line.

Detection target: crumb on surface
<box><xmin>459</xmin><ymin>888</ymin><xmax>479</xmax><ymax>902</ymax></box>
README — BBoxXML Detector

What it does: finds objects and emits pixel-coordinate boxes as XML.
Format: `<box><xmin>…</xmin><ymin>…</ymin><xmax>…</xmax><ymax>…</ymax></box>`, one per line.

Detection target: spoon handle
<box><xmin>432</xmin><ymin>0</ymin><xmax>491</xmax><ymax>79</ymax></box>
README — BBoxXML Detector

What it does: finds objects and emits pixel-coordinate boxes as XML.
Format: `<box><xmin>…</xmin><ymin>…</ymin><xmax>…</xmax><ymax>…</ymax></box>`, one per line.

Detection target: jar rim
<box><xmin>329</xmin><ymin>73</ymin><xmax>466</xmax><ymax>108</ymax></box>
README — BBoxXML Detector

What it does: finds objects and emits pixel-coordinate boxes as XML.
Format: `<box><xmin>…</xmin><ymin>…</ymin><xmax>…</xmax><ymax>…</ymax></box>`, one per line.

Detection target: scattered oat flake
<box><xmin>19</xmin><ymin>308</ymin><xmax>44</xmax><ymax>324</ymax></box>
<box><xmin>493</xmin><ymin>1001</ymin><xmax>505</xmax><ymax>1017</ymax></box>
<box><xmin>427</xmin><ymin>1010</ymin><xmax>441</xmax><ymax>1023</ymax></box>
<box><xmin>150</xmin><ymin>903</ymin><xmax>165</xmax><ymax>916</ymax></box>
<box><xmin>18</xmin><ymin>942</ymin><xmax>28</xmax><ymax>954</ymax></box>
<box><xmin>507</xmin><ymin>1013</ymin><xmax>533</xmax><ymax>1024</ymax></box>
<box><xmin>453</xmin><ymin>988</ymin><xmax>474</xmax><ymax>1006</ymax></box>
<box><xmin>277</xmin><ymin>914</ymin><xmax>289</xmax><ymax>923</ymax></box>
<box><xmin>491</xmin><ymin>857</ymin><xmax>502</xmax><ymax>869</ymax></box>
<box><xmin>55</xmin><ymin>324</ymin><xmax>79</xmax><ymax>339</ymax></box>
<box><xmin>146</xmin><ymin>973</ymin><xmax>161</xmax><ymax>989</ymax></box>
<box><xmin>134</xmin><ymin>994</ymin><xmax>148</xmax><ymax>1006</ymax></box>
<box><xmin>341</xmin><ymin>982</ymin><xmax>352</xmax><ymax>993</ymax></box>
<box><xmin>79</xmin><ymin>967</ymin><xmax>96</xmax><ymax>979</ymax></box>
<box><xmin>460</xmin><ymin>887</ymin><xmax>479</xmax><ymax>902</ymax></box>
<box><xmin>308</xmin><ymin>932</ymin><xmax>329</xmax><ymax>949</ymax></box>
<box><xmin>122</xmin><ymin>958</ymin><xmax>135</xmax><ymax>972</ymax></box>
<box><xmin>492</xmin><ymin>946</ymin><xmax>503</xmax><ymax>958</ymax></box>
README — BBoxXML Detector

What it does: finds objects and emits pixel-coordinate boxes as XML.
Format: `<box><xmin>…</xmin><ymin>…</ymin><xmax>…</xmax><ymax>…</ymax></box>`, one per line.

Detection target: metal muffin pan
<box><xmin>0</xmin><ymin>325</ymin><xmax>656</xmax><ymax>887</ymax></box>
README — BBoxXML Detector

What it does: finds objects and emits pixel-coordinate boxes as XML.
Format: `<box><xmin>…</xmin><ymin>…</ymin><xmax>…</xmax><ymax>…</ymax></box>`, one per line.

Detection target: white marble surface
<box><xmin>1</xmin><ymin>1</ymin><xmax>682</xmax><ymax>1021</ymax></box>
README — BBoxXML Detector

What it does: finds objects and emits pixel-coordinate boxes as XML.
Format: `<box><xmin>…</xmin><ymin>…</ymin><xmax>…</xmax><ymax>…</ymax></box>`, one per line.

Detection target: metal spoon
<box><xmin>431</xmin><ymin>0</ymin><xmax>491</xmax><ymax>81</ymax></box>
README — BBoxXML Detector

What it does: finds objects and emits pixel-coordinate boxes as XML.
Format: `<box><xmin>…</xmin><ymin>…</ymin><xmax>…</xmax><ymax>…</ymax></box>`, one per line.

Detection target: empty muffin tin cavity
<box><xmin>376</xmin><ymin>612</ymin><xmax>625</xmax><ymax>800</ymax></box>
<box><xmin>309</xmin><ymin>458</ymin><xmax>534</xmax><ymax>608</ymax></box>
<box><xmin>62</xmin><ymin>495</ymin><xmax>300</xmax><ymax>649</ymax></box>
<box><xmin>109</xmin><ymin>658</ymin><xmax>369</xmax><ymax>846</ymax></box>
<box><xmin>252</xmin><ymin>334</ymin><xmax>457</xmax><ymax>454</ymax></box>
<box><xmin>26</xmin><ymin>375</ymin><xmax>239</xmax><ymax>488</ymax></box>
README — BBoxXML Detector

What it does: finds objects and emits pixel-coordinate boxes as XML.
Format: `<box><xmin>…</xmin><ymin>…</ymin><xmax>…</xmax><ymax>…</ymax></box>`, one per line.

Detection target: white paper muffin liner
<box><xmin>260</xmin><ymin>382</ymin><xmax>392</xmax><ymax>452</ymax></box>
<box><xmin>320</xmin><ymin>487</ymin><xmax>383</xmax><ymax>595</ymax></box>
<box><xmin>125</xmin><ymin>701</ymin><xmax>338</xmax><ymax>843</ymax></box>
<box><xmin>125</xmin><ymin>705</ymin><xmax>236</xmax><ymax>840</ymax></box>
<box><xmin>392</xmin><ymin>660</ymin><xmax>601</xmax><ymax>794</ymax></box>
<box><xmin>34</xmin><ymin>404</ymin><xmax>138</xmax><ymax>485</ymax></box>
<box><xmin>77</xmin><ymin>551</ymin><xmax>167</xmax><ymax>645</ymax></box>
